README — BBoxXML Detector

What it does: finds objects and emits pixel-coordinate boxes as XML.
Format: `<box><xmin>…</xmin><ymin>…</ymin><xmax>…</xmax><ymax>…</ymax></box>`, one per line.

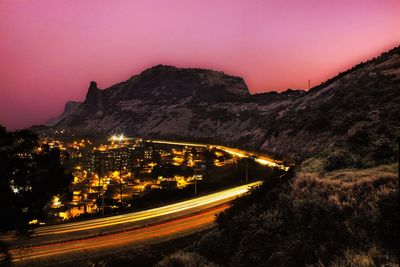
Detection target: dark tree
<box><xmin>0</xmin><ymin>127</ymin><xmax>73</xmax><ymax>234</ymax></box>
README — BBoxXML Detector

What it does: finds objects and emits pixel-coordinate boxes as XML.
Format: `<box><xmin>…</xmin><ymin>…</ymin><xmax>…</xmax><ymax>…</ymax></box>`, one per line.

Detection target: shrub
<box><xmin>324</xmin><ymin>148</ymin><xmax>356</xmax><ymax>171</ymax></box>
<box><xmin>155</xmin><ymin>251</ymin><xmax>217</xmax><ymax>267</ymax></box>
<box><xmin>328</xmin><ymin>246</ymin><xmax>398</xmax><ymax>267</ymax></box>
<box><xmin>297</xmin><ymin>157</ymin><xmax>327</xmax><ymax>175</ymax></box>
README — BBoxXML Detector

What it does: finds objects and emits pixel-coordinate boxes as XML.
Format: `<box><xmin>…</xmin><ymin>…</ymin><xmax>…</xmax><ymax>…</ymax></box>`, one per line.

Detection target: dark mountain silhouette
<box><xmin>50</xmin><ymin>46</ymin><xmax>400</xmax><ymax>164</ymax></box>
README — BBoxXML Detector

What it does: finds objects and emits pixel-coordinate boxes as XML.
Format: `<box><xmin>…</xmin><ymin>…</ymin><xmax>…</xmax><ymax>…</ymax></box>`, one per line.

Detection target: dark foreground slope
<box><xmin>189</xmin><ymin>164</ymin><xmax>399</xmax><ymax>266</ymax></box>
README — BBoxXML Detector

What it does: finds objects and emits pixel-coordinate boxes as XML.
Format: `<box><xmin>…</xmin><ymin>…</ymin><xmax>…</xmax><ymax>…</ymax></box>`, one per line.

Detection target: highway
<box><xmin>4</xmin><ymin>182</ymin><xmax>261</xmax><ymax>265</ymax></box>
<box><xmin>10</xmin><ymin>204</ymin><xmax>228</xmax><ymax>265</ymax></box>
<box><xmin>147</xmin><ymin>139</ymin><xmax>289</xmax><ymax>170</ymax></box>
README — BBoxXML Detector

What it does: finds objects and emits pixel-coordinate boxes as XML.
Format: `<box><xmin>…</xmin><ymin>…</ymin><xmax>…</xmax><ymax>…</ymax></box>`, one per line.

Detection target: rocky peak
<box><xmin>86</xmin><ymin>81</ymin><xmax>99</xmax><ymax>97</ymax></box>
<box><xmin>83</xmin><ymin>65</ymin><xmax>251</xmax><ymax>103</ymax></box>
<box><xmin>85</xmin><ymin>81</ymin><xmax>103</xmax><ymax>107</ymax></box>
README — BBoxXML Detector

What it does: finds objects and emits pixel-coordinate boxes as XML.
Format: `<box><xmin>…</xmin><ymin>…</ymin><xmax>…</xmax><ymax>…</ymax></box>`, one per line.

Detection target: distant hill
<box><xmin>47</xmin><ymin>101</ymin><xmax>81</xmax><ymax>127</ymax></box>
<box><xmin>49</xmin><ymin>46</ymin><xmax>400</xmax><ymax>164</ymax></box>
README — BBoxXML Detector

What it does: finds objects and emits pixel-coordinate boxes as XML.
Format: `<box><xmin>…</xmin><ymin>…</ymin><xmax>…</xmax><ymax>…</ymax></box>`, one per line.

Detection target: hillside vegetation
<box><xmin>259</xmin><ymin>46</ymin><xmax>400</xmax><ymax>163</ymax></box>
<box><xmin>158</xmin><ymin>163</ymin><xmax>398</xmax><ymax>266</ymax></box>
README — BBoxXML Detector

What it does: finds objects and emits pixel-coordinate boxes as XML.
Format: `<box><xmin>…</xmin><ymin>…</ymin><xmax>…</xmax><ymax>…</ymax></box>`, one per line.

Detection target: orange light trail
<box><xmin>10</xmin><ymin>205</ymin><xmax>228</xmax><ymax>263</ymax></box>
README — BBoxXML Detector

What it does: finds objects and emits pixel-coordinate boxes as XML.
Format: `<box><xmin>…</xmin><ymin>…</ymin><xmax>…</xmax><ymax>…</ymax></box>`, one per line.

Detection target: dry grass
<box><xmin>155</xmin><ymin>251</ymin><xmax>218</xmax><ymax>267</ymax></box>
<box><xmin>326</xmin><ymin>246</ymin><xmax>398</xmax><ymax>267</ymax></box>
<box><xmin>293</xmin><ymin>164</ymin><xmax>397</xmax><ymax>211</ymax></box>
<box><xmin>323</xmin><ymin>164</ymin><xmax>397</xmax><ymax>182</ymax></box>
<box><xmin>159</xmin><ymin>163</ymin><xmax>399</xmax><ymax>266</ymax></box>
<box><xmin>288</xmin><ymin>164</ymin><xmax>398</xmax><ymax>265</ymax></box>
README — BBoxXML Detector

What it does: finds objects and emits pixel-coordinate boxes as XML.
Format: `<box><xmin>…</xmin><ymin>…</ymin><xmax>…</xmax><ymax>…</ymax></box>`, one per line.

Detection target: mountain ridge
<box><xmin>50</xmin><ymin>46</ymin><xmax>400</xmax><ymax>163</ymax></box>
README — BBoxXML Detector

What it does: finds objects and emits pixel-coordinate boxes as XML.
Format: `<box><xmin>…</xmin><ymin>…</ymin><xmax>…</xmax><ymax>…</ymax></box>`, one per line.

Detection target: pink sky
<box><xmin>1</xmin><ymin>0</ymin><xmax>399</xmax><ymax>130</ymax></box>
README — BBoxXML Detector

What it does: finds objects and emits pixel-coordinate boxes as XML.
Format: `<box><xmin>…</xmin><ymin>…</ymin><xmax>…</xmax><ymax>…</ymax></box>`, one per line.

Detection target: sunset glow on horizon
<box><xmin>1</xmin><ymin>0</ymin><xmax>399</xmax><ymax>130</ymax></box>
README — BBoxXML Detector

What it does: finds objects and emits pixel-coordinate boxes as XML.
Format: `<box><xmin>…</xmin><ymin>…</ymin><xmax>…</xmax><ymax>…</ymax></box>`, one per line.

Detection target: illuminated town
<box><xmin>37</xmin><ymin>133</ymin><xmax>251</xmax><ymax>222</ymax></box>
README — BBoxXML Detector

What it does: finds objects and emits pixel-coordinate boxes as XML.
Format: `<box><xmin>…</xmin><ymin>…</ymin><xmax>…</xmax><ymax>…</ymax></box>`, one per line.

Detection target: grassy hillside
<box><xmin>258</xmin><ymin>46</ymin><xmax>400</xmax><ymax>164</ymax></box>
<box><xmin>158</xmin><ymin>163</ymin><xmax>398</xmax><ymax>266</ymax></box>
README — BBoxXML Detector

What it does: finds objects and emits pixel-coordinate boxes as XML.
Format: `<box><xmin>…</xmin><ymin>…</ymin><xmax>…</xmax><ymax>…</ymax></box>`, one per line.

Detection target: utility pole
<box><xmin>100</xmin><ymin>159</ymin><xmax>104</xmax><ymax>216</ymax></box>
<box><xmin>194</xmin><ymin>168</ymin><xmax>197</xmax><ymax>196</ymax></box>
<box><xmin>397</xmin><ymin>138</ymin><xmax>399</xmax><ymax>206</ymax></box>
<box><xmin>101</xmin><ymin>180</ymin><xmax>105</xmax><ymax>216</ymax></box>
<box><xmin>97</xmin><ymin>158</ymin><xmax>102</xmax><ymax>186</ymax></box>
<box><xmin>245</xmin><ymin>157</ymin><xmax>248</xmax><ymax>184</ymax></box>
<box><xmin>119</xmin><ymin>160</ymin><xmax>123</xmax><ymax>203</ymax></box>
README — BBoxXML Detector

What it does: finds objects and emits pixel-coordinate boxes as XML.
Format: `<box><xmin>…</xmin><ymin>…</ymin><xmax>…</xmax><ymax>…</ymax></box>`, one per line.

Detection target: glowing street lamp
<box><xmin>109</xmin><ymin>134</ymin><xmax>125</xmax><ymax>142</ymax></box>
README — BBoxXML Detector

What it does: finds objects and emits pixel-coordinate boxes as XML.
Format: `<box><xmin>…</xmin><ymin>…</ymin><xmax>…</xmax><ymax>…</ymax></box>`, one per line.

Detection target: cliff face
<box><xmin>53</xmin><ymin>47</ymin><xmax>400</xmax><ymax>161</ymax></box>
<box><xmin>54</xmin><ymin>65</ymin><xmax>264</xmax><ymax>146</ymax></box>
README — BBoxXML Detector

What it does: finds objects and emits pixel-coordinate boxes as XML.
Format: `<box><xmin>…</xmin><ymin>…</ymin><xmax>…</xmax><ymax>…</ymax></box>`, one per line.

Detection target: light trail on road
<box><xmin>1</xmin><ymin>182</ymin><xmax>262</xmax><ymax>251</ymax></box>
<box><xmin>148</xmin><ymin>139</ymin><xmax>289</xmax><ymax>170</ymax></box>
<box><xmin>32</xmin><ymin>181</ymin><xmax>260</xmax><ymax>236</ymax></box>
<box><xmin>145</xmin><ymin>139</ymin><xmax>208</xmax><ymax>148</ymax></box>
<box><xmin>10</xmin><ymin>204</ymin><xmax>228</xmax><ymax>265</ymax></box>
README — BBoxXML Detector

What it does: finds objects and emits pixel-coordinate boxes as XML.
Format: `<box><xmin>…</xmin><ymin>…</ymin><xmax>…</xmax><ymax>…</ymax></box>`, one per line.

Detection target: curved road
<box><xmin>10</xmin><ymin>205</ymin><xmax>227</xmax><ymax>265</ymax></box>
<box><xmin>147</xmin><ymin>139</ymin><xmax>289</xmax><ymax>170</ymax></box>
<box><xmin>5</xmin><ymin>182</ymin><xmax>261</xmax><ymax>265</ymax></box>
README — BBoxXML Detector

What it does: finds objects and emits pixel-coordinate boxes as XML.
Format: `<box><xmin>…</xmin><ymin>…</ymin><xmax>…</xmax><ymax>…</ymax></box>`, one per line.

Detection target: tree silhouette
<box><xmin>0</xmin><ymin>126</ymin><xmax>73</xmax><ymax>234</ymax></box>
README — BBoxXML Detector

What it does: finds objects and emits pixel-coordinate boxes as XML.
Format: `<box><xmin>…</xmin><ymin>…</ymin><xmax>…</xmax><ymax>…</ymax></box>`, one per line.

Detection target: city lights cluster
<box><xmin>109</xmin><ymin>134</ymin><xmax>126</xmax><ymax>142</ymax></box>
